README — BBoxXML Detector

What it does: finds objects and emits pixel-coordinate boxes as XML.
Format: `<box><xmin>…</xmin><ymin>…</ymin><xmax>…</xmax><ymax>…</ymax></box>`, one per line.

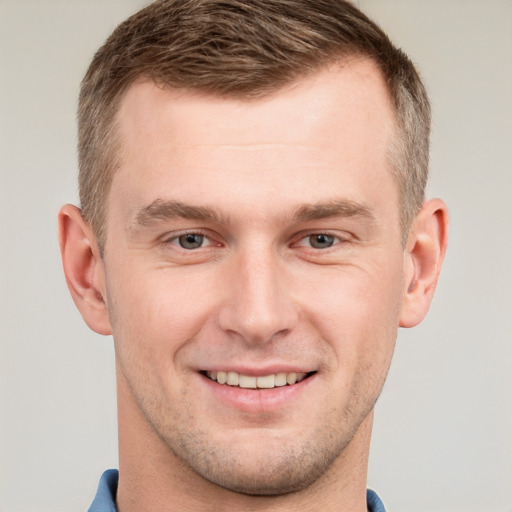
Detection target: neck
<box><xmin>116</xmin><ymin>372</ymin><xmax>373</xmax><ymax>512</ymax></box>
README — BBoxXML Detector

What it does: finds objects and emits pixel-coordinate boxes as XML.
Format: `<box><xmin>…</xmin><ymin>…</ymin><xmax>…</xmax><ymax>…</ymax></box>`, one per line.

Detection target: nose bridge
<box><xmin>218</xmin><ymin>242</ymin><xmax>297</xmax><ymax>344</ymax></box>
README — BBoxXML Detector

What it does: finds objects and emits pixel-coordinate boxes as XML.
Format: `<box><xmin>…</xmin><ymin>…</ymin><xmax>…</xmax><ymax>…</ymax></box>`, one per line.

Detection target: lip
<box><xmin>199</xmin><ymin>370</ymin><xmax>316</xmax><ymax>414</ymax></box>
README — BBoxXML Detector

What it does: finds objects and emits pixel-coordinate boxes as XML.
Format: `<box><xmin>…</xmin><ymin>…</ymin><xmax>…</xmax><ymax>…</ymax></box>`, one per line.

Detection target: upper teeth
<box><xmin>206</xmin><ymin>371</ymin><xmax>308</xmax><ymax>389</ymax></box>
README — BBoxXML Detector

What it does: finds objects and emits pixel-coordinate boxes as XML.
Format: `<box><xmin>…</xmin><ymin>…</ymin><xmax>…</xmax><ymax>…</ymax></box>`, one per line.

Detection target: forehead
<box><xmin>110</xmin><ymin>59</ymin><xmax>398</xmax><ymax>225</ymax></box>
<box><xmin>117</xmin><ymin>58</ymin><xmax>395</xmax><ymax>148</ymax></box>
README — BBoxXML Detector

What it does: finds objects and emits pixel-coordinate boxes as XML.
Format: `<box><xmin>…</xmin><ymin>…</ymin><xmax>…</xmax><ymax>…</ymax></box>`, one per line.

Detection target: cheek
<box><xmin>105</xmin><ymin>258</ymin><xmax>244</xmax><ymax>382</ymax></box>
<box><xmin>105</xmin><ymin>266</ymin><xmax>217</xmax><ymax>378</ymax></box>
<box><xmin>301</xmin><ymin>259</ymin><xmax>404</xmax><ymax>370</ymax></box>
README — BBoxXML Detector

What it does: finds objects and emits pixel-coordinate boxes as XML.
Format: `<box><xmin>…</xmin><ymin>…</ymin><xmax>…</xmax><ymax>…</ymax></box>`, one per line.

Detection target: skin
<box><xmin>59</xmin><ymin>59</ymin><xmax>448</xmax><ymax>512</ymax></box>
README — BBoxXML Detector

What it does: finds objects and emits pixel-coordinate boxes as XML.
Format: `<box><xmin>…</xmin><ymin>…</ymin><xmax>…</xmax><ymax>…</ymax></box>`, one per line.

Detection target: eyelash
<box><xmin>162</xmin><ymin>230</ymin><xmax>218</xmax><ymax>250</ymax></box>
<box><xmin>292</xmin><ymin>232</ymin><xmax>344</xmax><ymax>250</ymax></box>
<box><xmin>162</xmin><ymin>230</ymin><xmax>346</xmax><ymax>252</ymax></box>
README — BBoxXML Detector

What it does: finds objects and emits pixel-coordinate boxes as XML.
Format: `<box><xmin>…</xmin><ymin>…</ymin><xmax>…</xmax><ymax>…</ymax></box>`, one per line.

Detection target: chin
<box><xmin>197</xmin><ymin>457</ymin><xmax>331</xmax><ymax>496</ymax></box>
<box><xmin>167</xmin><ymin>429</ymin><xmax>348</xmax><ymax>497</ymax></box>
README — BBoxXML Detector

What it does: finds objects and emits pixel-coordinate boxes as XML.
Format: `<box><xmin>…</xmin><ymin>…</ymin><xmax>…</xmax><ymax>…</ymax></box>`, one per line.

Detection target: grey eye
<box><xmin>178</xmin><ymin>233</ymin><xmax>205</xmax><ymax>249</ymax></box>
<box><xmin>309</xmin><ymin>234</ymin><xmax>335</xmax><ymax>249</ymax></box>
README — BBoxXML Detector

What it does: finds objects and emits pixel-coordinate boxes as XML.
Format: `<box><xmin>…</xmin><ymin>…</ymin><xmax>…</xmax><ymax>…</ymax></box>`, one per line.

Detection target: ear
<box><xmin>58</xmin><ymin>204</ymin><xmax>112</xmax><ymax>335</ymax></box>
<box><xmin>399</xmin><ymin>198</ymin><xmax>449</xmax><ymax>328</ymax></box>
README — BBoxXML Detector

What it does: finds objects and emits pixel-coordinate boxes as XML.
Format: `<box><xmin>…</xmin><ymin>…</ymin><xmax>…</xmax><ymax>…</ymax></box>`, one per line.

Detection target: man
<box><xmin>58</xmin><ymin>1</ymin><xmax>448</xmax><ymax>510</ymax></box>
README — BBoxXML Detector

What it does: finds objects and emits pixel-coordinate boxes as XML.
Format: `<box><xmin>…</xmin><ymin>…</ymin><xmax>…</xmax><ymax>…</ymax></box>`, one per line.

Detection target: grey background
<box><xmin>1</xmin><ymin>1</ymin><xmax>511</xmax><ymax>511</ymax></box>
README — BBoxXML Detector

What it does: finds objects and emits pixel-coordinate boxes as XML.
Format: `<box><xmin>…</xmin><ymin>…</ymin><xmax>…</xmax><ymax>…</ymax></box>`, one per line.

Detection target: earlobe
<box><xmin>399</xmin><ymin>198</ymin><xmax>449</xmax><ymax>328</ymax></box>
<box><xmin>58</xmin><ymin>204</ymin><xmax>112</xmax><ymax>335</ymax></box>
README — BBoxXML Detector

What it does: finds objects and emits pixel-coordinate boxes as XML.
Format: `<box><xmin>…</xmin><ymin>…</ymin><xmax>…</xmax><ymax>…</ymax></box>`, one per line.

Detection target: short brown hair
<box><xmin>78</xmin><ymin>0</ymin><xmax>430</xmax><ymax>251</ymax></box>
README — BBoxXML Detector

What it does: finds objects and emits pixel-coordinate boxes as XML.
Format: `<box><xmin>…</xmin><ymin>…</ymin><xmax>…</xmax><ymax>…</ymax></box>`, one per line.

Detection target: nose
<box><xmin>217</xmin><ymin>247</ymin><xmax>299</xmax><ymax>345</ymax></box>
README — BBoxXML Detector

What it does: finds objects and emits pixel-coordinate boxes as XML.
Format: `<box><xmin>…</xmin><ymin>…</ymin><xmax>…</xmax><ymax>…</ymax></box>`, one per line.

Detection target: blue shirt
<box><xmin>88</xmin><ymin>469</ymin><xmax>387</xmax><ymax>512</ymax></box>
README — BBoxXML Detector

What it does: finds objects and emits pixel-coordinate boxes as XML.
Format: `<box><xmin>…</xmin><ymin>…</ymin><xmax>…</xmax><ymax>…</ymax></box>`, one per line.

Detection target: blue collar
<box><xmin>87</xmin><ymin>470</ymin><xmax>118</xmax><ymax>512</ymax></box>
<box><xmin>88</xmin><ymin>469</ymin><xmax>387</xmax><ymax>511</ymax></box>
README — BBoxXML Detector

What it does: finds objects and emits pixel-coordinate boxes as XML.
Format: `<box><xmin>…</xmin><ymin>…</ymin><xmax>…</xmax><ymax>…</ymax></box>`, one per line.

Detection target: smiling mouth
<box><xmin>203</xmin><ymin>371</ymin><xmax>315</xmax><ymax>389</ymax></box>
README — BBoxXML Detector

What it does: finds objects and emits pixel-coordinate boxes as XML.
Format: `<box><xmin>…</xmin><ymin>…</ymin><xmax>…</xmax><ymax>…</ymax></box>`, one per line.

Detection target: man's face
<box><xmin>102</xmin><ymin>60</ymin><xmax>407</xmax><ymax>494</ymax></box>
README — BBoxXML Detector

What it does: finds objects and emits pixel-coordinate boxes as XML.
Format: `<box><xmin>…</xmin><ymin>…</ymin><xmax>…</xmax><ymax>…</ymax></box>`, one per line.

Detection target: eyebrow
<box><xmin>134</xmin><ymin>199</ymin><xmax>228</xmax><ymax>227</ymax></box>
<box><xmin>292</xmin><ymin>199</ymin><xmax>375</xmax><ymax>223</ymax></box>
<box><xmin>132</xmin><ymin>198</ymin><xmax>375</xmax><ymax>228</ymax></box>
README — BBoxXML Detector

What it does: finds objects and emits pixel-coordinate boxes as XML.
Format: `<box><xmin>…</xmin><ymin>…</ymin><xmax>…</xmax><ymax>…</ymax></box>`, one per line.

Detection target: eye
<box><xmin>177</xmin><ymin>233</ymin><xmax>208</xmax><ymax>249</ymax></box>
<box><xmin>307</xmin><ymin>233</ymin><xmax>337</xmax><ymax>249</ymax></box>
